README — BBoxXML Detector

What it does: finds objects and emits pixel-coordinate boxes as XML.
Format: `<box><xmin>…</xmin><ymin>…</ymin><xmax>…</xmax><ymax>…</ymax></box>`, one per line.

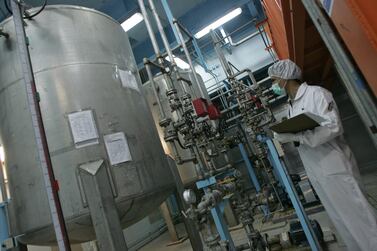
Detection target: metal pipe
<box><xmin>173</xmin><ymin>19</ymin><xmax>207</xmax><ymax>98</ymax></box>
<box><xmin>0</xmin><ymin>162</ymin><xmax>7</xmax><ymax>202</ymax></box>
<box><xmin>227</xmin><ymin>31</ymin><xmax>259</xmax><ymax>47</ymax></box>
<box><xmin>148</xmin><ymin>0</ymin><xmax>189</xmax><ymax>94</ymax></box>
<box><xmin>301</xmin><ymin>0</ymin><xmax>377</xmax><ymax>149</ymax></box>
<box><xmin>211</xmin><ymin>30</ymin><xmax>233</xmax><ymax>78</ymax></box>
<box><xmin>214</xmin><ymin>19</ymin><xmax>256</xmax><ymax>45</ymax></box>
<box><xmin>148</xmin><ymin>0</ymin><xmax>174</xmax><ymax>63</ymax></box>
<box><xmin>138</xmin><ymin>0</ymin><xmax>176</xmax><ymax>92</ymax></box>
<box><xmin>137</xmin><ymin>0</ymin><xmax>159</xmax><ymax>56</ymax></box>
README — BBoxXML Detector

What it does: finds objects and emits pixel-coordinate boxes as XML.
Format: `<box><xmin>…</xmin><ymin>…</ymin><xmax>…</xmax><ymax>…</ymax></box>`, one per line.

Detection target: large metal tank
<box><xmin>142</xmin><ymin>72</ymin><xmax>208</xmax><ymax>185</ymax></box>
<box><xmin>0</xmin><ymin>5</ymin><xmax>174</xmax><ymax>245</ymax></box>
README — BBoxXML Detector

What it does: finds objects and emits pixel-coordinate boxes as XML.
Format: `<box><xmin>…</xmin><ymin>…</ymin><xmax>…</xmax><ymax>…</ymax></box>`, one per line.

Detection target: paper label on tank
<box><xmin>104</xmin><ymin>132</ymin><xmax>132</xmax><ymax>165</ymax></box>
<box><xmin>119</xmin><ymin>69</ymin><xmax>140</xmax><ymax>92</ymax></box>
<box><xmin>68</xmin><ymin>110</ymin><xmax>99</xmax><ymax>148</ymax></box>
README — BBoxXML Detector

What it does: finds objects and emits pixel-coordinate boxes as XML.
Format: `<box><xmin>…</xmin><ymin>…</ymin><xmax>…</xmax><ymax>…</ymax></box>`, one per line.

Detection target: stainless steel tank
<box><xmin>0</xmin><ymin>5</ymin><xmax>174</xmax><ymax>245</ymax></box>
<box><xmin>142</xmin><ymin>72</ymin><xmax>208</xmax><ymax>185</ymax></box>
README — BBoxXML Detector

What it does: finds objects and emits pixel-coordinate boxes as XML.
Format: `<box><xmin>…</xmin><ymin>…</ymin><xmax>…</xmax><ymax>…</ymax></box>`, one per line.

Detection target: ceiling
<box><xmin>0</xmin><ymin>0</ymin><xmax>207</xmax><ymax>44</ymax></box>
<box><xmin>0</xmin><ymin>0</ymin><xmax>265</xmax><ymax>65</ymax></box>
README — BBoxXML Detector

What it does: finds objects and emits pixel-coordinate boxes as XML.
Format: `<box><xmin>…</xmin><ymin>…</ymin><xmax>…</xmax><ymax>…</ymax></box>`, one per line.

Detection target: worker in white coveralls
<box><xmin>269</xmin><ymin>59</ymin><xmax>377</xmax><ymax>251</ymax></box>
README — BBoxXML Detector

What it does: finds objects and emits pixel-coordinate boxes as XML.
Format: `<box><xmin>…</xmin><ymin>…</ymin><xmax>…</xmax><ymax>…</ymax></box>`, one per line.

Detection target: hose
<box><xmin>4</xmin><ymin>0</ymin><xmax>47</xmax><ymax>19</ymax></box>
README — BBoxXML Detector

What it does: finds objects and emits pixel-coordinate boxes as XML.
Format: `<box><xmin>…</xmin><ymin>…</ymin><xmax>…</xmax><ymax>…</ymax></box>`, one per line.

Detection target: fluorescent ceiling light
<box><xmin>121</xmin><ymin>12</ymin><xmax>143</xmax><ymax>32</ymax></box>
<box><xmin>195</xmin><ymin>8</ymin><xmax>242</xmax><ymax>39</ymax></box>
<box><xmin>165</xmin><ymin>55</ymin><xmax>190</xmax><ymax>70</ymax></box>
<box><xmin>0</xmin><ymin>146</ymin><xmax>4</xmax><ymax>163</ymax></box>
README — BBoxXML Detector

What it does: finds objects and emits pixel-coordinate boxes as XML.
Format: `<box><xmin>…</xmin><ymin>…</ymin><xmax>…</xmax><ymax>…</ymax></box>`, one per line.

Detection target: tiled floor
<box><xmin>139</xmin><ymin>170</ymin><xmax>377</xmax><ymax>251</ymax></box>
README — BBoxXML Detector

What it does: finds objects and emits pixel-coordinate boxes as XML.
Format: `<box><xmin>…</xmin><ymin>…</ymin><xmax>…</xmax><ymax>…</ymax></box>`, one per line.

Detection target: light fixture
<box><xmin>165</xmin><ymin>55</ymin><xmax>190</xmax><ymax>70</ymax></box>
<box><xmin>0</xmin><ymin>146</ymin><xmax>4</xmax><ymax>163</ymax></box>
<box><xmin>121</xmin><ymin>12</ymin><xmax>144</xmax><ymax>32</ymax></box>
<box><xmin>194</xmin><ymin>8</ymin><xmax>242</xmax><ymax>39</ymax></box>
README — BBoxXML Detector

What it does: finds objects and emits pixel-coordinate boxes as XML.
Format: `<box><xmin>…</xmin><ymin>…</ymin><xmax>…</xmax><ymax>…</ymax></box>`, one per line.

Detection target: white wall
<box><xmin>195</xmin><ymin>33</ymin><xmax>274</xmax><ymax>92</ymax></box>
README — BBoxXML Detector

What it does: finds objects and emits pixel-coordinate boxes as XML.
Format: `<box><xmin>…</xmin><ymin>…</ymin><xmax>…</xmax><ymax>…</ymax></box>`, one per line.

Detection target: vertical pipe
<box><xmin>148</xmin><ymin>0</ymin><xmax>174</xmax><ymax>63</ymax></box>
<box><xmin>148</xmin><ymin>0</ymin><xmax>189</xmax><ymax>94</ymax></box>
<box><xmin>166</xmin><ymin>157</ymin><xmax>204</xmax><ymax>250</ymax></box>
<box><xmin>0</xmin><ymin>162</ymin><xmax>7</xmax><ymax>202</ymax></box>
<box><xmin>173</xmin><ymin>20</ymin><xmax>207</xmax><ymax>98</ymax></box>
<box><xmin>138</xmin><ymin>0</ymin><xmax>175</xmax><ymax>91</ymax></box>
<box><xmin>210</xmin><ymin>30</ymin><xmax>233</xmax><ymax>78</ymax></box>
<box><xmin>137</xmin><ymin>0</ymin><xmax>159</xmax><ymax>56</ymax></box>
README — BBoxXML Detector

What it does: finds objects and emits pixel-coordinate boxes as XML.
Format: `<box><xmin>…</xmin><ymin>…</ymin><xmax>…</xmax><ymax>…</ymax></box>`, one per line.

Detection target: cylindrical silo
<box><xmin>0</xmin><ymin>5</ymin><xmax>174</xmax><ymax>245</ymax></box>
<box><xmin>142</xmin><ymin>71</ymin><xmax>209</xmax><ymax>185</ymax></box>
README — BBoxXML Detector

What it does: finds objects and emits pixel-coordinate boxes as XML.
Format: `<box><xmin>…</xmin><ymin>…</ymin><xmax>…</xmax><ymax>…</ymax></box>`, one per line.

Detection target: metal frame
<box><xmin>196</xmin><ymin>177</ymin><xmax>236</xmax><ymax>251</ymax></box>
<box><xmin>258</xmin><ymin>135</ymin><xmax>323</xmax><ymax>251</ymax></box>
<box><xmin>238</xmin><ymin>143</ymin><xmax>261</xmax><ymax>192</ymax></box>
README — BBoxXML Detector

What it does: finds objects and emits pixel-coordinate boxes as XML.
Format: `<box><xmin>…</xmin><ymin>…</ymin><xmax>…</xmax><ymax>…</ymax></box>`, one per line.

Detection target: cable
<box><xmin>4</xmin><ymin>0</ymin><xmax>47</xmax><ymax>19</ymax></box>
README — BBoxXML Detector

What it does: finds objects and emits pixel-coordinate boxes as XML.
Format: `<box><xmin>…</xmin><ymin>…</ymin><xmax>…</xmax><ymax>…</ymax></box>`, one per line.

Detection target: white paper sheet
<box><xmin>104</xmin><ymin>132</ymin><xmax>132</xmax><ymax>165</ymax></box>
<box><xmin>68</xmin><ymin>110</ymin><xmax>99</xmax><ymax>148</ymax></box>
<box><xmin>119</xmin><ymin>69</ymin><xmax>140</xmax><ymax>92</ymax></box>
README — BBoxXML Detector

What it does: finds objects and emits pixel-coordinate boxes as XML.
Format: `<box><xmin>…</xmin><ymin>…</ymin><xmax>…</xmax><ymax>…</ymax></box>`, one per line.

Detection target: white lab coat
<box><xmin>284</xmin><ymin>83</ymin><xmax>377</xmax><ymax>251</ymax></box>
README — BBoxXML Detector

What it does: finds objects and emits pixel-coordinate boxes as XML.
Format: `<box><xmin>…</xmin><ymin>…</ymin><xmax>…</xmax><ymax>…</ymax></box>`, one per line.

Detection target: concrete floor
<box><xmin>139</xmin><ymin>171</ymin><xmax>377</xmax><ymax>251</ymax></box>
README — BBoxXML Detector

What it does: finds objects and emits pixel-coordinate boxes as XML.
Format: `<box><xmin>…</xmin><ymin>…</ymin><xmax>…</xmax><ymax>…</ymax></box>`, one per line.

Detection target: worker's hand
<box><xmin>273</xmin><ymin>132</ymin><xmax>299</xmax><ymax>144</ymax></box>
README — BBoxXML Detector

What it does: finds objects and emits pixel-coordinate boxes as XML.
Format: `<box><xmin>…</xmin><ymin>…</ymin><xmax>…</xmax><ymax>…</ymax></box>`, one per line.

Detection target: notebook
<box><xmin>270</xmin><ymin>112</ymin><xmax>325</xmax><ymax>134</ymax></box>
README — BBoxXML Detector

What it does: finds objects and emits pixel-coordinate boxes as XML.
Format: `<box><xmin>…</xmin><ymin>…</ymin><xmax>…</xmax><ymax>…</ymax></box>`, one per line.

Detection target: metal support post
<box><xmin>166</xmin><ymin>156</ymin><xmax>204</xmax><ymax>250</ymax></box>
<box><xmin>258</xmin><ymin>136</ymin><xmax>322</xmax><ymax>251</ymax></box>
<box><xmin>301</xmin><ymin>0</ymin><xmax>377</xmax><ymax>149</ymax></box>
<box><xmin>9</xmin><ymin>1</ymin><xmax>71</xmax><ymax>250</ymax></box>
<box><xmin>238</xmin><ymin>143</ymin><xmax>261</xmax><ymax>192</ymax></box>
<box><xmin>209</xmin><ymin>203</ymin><xmax>235</xmax><ymax>250</ymax></box>
<box><xmin>196</xmin><ymin>178</ymin><xmax>236</xmax><ymax>251</ymax></box>
<box><xmin>78</xmin><ymin>160</ymin><xmax>128</xmax><ymax>251</ymax></box>
<box><xmin>160</xmin><ymin>201</ymin><xmax>179</xmax><ymax>242</ymax></box>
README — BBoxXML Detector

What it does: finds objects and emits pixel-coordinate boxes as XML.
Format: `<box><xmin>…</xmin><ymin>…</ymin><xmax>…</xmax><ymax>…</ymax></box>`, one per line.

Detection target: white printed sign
<box><xmin>119</xmin><ymin>69</ymin><xmax>139</xmax><ymax>92</ymax></box>
<box><xmin>104</xmin><ymin>132</ymin><xmax>132</xmax><ymax>166</ymax></box>
<box><xmin>68</xmin><ymin>110</ymin><xmax>99</xmax><ymax>148</ymax></box>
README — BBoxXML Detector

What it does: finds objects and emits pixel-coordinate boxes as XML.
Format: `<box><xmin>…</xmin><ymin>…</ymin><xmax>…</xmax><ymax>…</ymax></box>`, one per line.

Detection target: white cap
<box><xmin>268</xmin><ymin>59</ymin><xmax>302</xmax><ymax>80</ymax></box>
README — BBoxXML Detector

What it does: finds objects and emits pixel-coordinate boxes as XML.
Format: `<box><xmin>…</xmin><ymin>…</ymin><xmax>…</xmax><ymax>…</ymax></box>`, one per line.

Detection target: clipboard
<box><xmin>270</xmin><ymin>112</ymin><xmax>325</xmax><ymax>134</ymax></box>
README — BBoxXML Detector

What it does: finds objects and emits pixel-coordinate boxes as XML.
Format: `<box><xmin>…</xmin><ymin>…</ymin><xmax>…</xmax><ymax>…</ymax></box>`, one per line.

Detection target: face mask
<box><xmin>272</xmin><ymin>82</ymin><xmax>287</xmax><ymax>96</ymax></box>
